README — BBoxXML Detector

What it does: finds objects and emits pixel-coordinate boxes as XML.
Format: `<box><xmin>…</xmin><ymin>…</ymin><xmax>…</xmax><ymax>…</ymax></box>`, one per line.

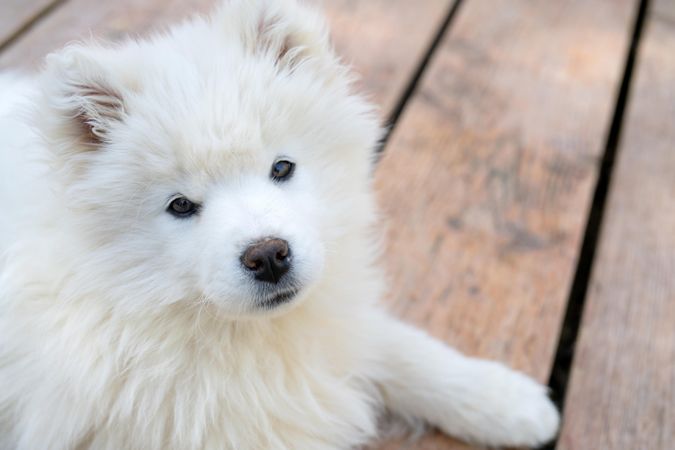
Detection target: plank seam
<box><xmin>376</xmin><ymin>0</ymin><xmax>465</xmax><ymax>154</ymax></box>
<box><xmin>0</xmin><ymin>0</ymin><xmax>70</xmax><ymax>56</ymax></box>
<box><xmin>545</xmin><ymin>0</ymin><xmax>651</xmax><ymax>447</ymax></box>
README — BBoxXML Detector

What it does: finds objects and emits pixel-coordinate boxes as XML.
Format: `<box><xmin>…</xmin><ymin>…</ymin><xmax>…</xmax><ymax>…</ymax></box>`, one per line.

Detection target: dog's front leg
<box><xmin>371</xmin><ymin>314</ymin><xmax>559</xmax><ymax>448</ymax></box>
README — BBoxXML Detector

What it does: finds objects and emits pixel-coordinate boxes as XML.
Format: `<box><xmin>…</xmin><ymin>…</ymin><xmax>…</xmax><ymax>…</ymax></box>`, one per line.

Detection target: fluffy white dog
<box><xmin>0</xmin><ymin>1</ymin><xmax>559</xmax><ymax>449</ymax></box>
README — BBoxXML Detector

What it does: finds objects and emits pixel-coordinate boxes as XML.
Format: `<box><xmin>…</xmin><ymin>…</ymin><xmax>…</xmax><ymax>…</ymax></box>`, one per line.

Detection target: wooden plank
<box><xmin>557</xmin><ymin>2</ymin><xmax>675</xmax><ymax>448</ymax></box>
<box><xmin>653</xmin><ymin>0</ymin><xmax>675</xmax><ymax>21</ymax></box>
<box><xmin>319</xmin><ymin>0</ymin><xmax>452</xmax><ymax>119</ymax></box>
<box><xmin>370</xmin><ymin>0</ymin><xmax>639</xmax><ymax>448</ymax></box>
<box><xmin>0</xmin><ymin>0</ymin><xmax>61</xmax><ymax>48</ymax></box>
<box><xmin>0</xmin><ymin>0</ymin><xmax>452</xmax><ymax>117</ymax></box>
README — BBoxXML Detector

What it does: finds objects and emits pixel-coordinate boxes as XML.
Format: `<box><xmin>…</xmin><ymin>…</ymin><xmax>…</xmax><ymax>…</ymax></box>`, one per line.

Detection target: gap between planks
<box><xmin>377</xmin><ymin>0</ymin><xmax>464</xmax><ymax>153</ymax></box>
<box><xmin>0</xmin><ymin>0</ymin><xmax>70</xmax><ymax>54</ymax></box>
<box><xmin>557</xmin><ymin>0</ymin><xmax>675</xmax><ymax>444</ymax></box>
<box><xmin>544</xmin><ymin>0</ymin><xmax>650</xmax><ymax>447</ymax></box>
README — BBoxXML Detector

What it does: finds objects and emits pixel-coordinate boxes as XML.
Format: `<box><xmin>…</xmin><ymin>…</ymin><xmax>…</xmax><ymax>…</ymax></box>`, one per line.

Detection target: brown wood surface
<box><xmin>0</xmin><ymin>0</ymin><xmax>61</xmax><ymax>49</ymax></box>
<box><xmin>0</xmin><ymin>0</ymin><xmax>656</xmax><ymax>449</ymax></box>
<box><xmin>371</xmin><ymin>0</ymin><xmax>639</xmax><ymax>448</ymax></box>
<box><xmin>0</xmin><ymin>0</ymin><xmax>453</xmax><ymax>117</ymax></box>
<box><xmin>557</xmin><ymin>2</ymin><xmax>675</xmax><ymax>448</ymax></box>
<box><xmin>653</xmin><ymin>0</ymin><xmax>675</xmax><ymax>20</ymax></box>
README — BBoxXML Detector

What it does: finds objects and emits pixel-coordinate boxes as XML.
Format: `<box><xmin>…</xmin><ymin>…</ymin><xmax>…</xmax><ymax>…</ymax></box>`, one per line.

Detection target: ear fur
<box><xmin>219</xmin><ymin>0</ymin><xmax>336</xmax><ymax>72</ymax></box>
<box><xmin>41</xmin><ymin>45</ymin><xmax>129</xmax><ymax>150</ymax></box>
<box><xmin>63</xmin><ymin>78</ymin><xmax>125</xmax><ymax>146</ymax></box>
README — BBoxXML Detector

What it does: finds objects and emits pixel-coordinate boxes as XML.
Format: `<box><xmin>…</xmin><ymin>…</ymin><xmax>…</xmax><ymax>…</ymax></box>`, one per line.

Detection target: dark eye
<box><xmin>270</xmin><ymin>159</ymin><xmax>295</xmax><ymax>182</ymax></box>
<box><xmin>167</xmin><ymin>196</ymin><xmax>200</xmax><ymax>218</ymax></box>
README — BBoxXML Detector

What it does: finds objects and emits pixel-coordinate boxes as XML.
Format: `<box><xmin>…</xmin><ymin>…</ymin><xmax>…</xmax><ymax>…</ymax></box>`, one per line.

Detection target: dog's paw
<box><xmin>489</xmin><ymin>368</ymin><xmax>560</xmax><ymax>448</ymax></box>
<box><xmin>437</xmin><ymin>360</ymin><xmax>560</xmax><ymax>448</ymax></box>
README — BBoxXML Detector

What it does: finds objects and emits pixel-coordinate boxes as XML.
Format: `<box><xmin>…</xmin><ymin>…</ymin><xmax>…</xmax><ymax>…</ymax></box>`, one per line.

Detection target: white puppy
<box><xmin>0</xmin><ymin>1</ymin><xmax>559</xmax><ymax>449</ymax></box>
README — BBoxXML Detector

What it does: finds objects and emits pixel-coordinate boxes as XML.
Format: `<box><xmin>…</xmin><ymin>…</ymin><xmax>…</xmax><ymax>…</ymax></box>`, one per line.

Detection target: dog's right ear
<box><xmin>40</xmin><ymin>44</ymin><xmax>134</xmax><ymax>152</ymax></box>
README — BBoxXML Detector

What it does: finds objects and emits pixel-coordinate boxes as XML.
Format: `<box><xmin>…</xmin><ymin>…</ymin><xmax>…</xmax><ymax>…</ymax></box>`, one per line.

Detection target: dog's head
<box><xmin>37</xmin><ymin>0</ymin><xmax>380</xmax><ymax>317</ymax></box>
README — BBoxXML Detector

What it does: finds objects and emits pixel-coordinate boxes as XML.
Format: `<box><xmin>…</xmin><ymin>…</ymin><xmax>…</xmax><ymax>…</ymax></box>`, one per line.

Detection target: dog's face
<box><xmin>38</xmin><ymin>0</ymin><xmax>379</xmax><ymax>317</ymax></box>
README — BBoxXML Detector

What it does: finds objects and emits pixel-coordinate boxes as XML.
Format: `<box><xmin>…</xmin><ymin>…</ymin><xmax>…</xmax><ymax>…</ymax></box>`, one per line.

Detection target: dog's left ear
<box><xmin>221</xmin><ymin>0</ymin><xmax>337</xmax><ymax>72</ymax></box>
<box><xmin>257</xmin><ymin>0</ymin><xmax>333</xmax><ymax>69</ymax></box>
<box><xmin>40</xmin><ymin>44</ymin><xmax>133</xmax><ymax>151</ymax></box>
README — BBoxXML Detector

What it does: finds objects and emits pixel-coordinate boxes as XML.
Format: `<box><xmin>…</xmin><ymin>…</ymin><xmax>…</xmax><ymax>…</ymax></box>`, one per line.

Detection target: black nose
<box><xmin>240</xmin><ymin>238</ymin><xmax>291</xmax><ymax>284</ymax></box>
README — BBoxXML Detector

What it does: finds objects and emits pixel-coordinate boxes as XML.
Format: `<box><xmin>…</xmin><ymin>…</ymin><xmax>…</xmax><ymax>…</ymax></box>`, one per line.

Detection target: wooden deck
<box><xmin>1</xmin><ymin>0</ymin><xmax>671</xmax><ymax>448</ymax></box>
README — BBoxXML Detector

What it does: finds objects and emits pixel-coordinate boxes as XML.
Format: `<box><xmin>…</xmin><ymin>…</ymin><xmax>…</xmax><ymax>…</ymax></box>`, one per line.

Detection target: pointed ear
<box><xmin>62</xmin><ymin>78</ymin><xmax>125</xmax><ymax>146</ymax></box>
<box><xmin>41</xmin><ymin>45</ymin><xmax>129</xmax><ymax>150</ymax></box>
<box><xmin>221</xmin><ymin>0</ymin><xmax>336</xmax><ymax>71</ymax></box>
<box><xmin>257</xmin><ymin>0</ymin><xmax>333</xmax><ymax>69</ymax></box>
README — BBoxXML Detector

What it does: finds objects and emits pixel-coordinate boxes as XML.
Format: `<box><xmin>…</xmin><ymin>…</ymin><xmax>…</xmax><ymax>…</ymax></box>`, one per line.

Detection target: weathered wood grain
<box><xmin>319</xmin><ymin>0</ymin><xmax>452</xmax><ymax>119</ymax></box>
<box><xmin>557</xmin><ymin>2</ymin><xmax>675</xmax><ymax>448</ymax></box>
<box><xmin>0</xmin><ymin>0</ymin><xmax>649</xmax><ymax>449</ymax></box>
<box><xmin>0</xmin><ymin>0</ymin><xmax>452</xmax><ymax>117</ymax></box>
<box><xmin>371</xmin><ymin>0</ymin><xmax>638</xmax><ymax>447</ymax></box>
<box><xmin>0</xmin><ymin>0</ymin><xmax>61</xmax><ymax>49</ymax></box>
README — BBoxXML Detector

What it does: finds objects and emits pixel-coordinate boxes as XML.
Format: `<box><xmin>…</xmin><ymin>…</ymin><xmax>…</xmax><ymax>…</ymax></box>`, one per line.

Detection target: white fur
<box><xmin>0</xmin><ymin>1</ymin><xmax>559</xmax><ymax>449</ymax></box>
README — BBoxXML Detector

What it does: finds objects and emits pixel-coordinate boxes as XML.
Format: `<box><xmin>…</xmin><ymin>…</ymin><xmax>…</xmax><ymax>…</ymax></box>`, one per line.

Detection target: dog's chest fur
<box><xmin>1</xmin><ymin>297</ymin><xmax>380</xmax><ymax>450</ymax></box>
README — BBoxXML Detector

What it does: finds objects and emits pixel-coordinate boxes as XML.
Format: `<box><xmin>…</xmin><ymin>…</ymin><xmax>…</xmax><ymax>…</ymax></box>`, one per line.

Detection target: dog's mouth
<box><xmin>257</xmin><ymin>289</ymin><xmax>299</xmax><ymax>309</ymax></box>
